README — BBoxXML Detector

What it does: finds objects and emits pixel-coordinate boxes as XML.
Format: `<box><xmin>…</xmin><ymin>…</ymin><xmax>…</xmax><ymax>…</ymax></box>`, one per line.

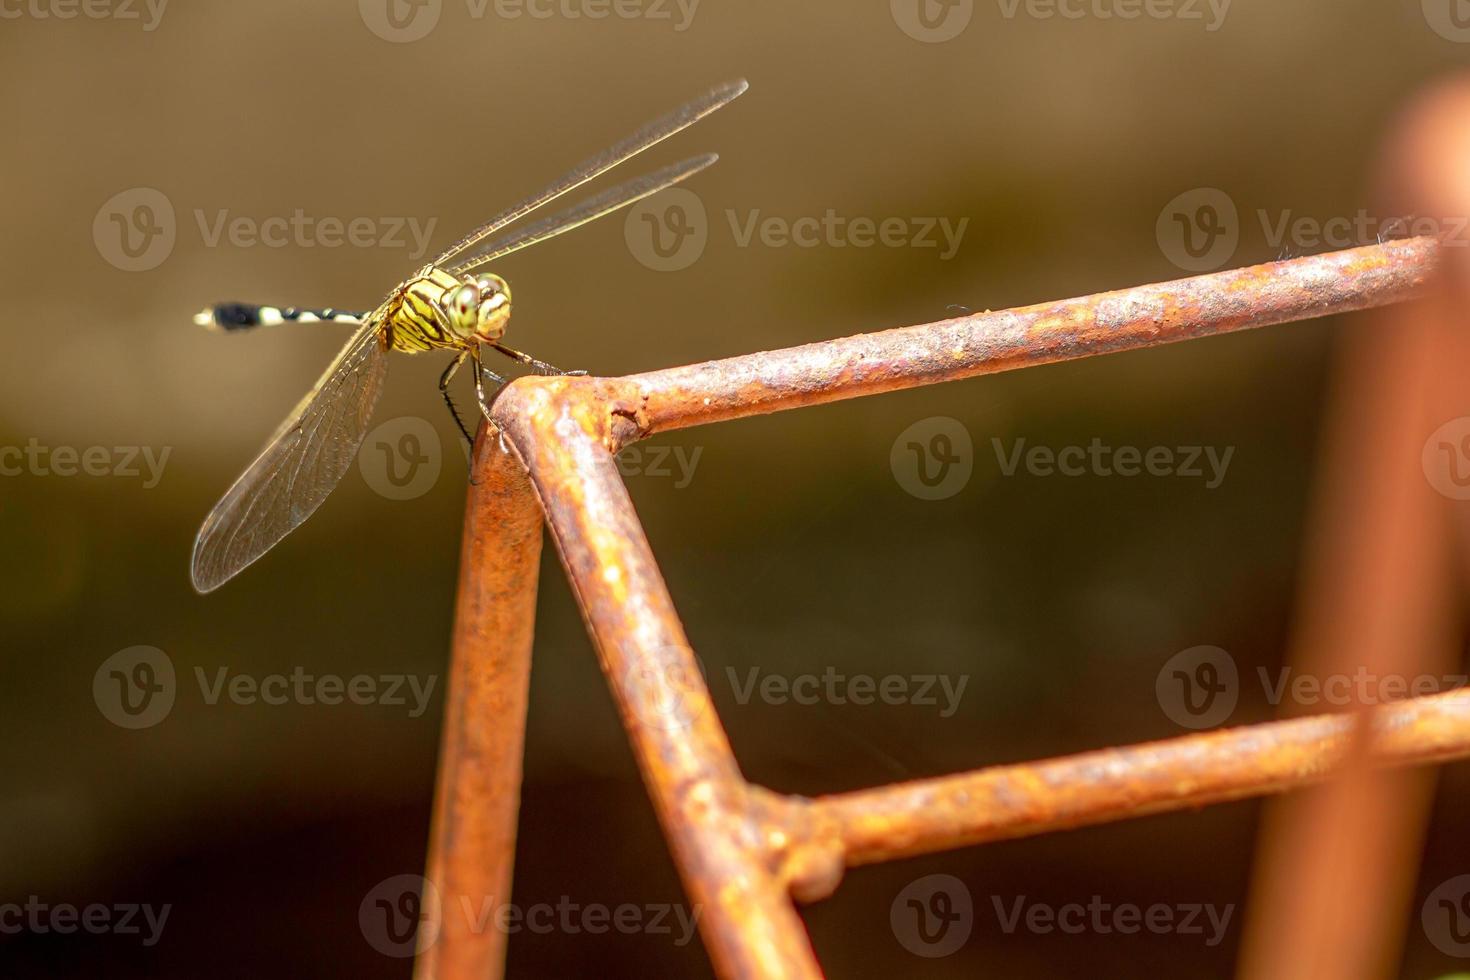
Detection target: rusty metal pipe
<box><xmin>415</xmin><ymin>435</ymin><xmax>544</xmax><ymax>980</ymax></box>
<box><xmin>802</xmin><ymin>689</ymin><xmax>1470</xmax><ymax>870</ymax></box>
<box><xmin>493</xmin><ymin>386</ymin><xmax>824</xmax><ymax>979</ymax></box>
<box><xmin>595</xmin><ymin>238</ymin><xmax>1440</xmax><ymax>441</ymax></box>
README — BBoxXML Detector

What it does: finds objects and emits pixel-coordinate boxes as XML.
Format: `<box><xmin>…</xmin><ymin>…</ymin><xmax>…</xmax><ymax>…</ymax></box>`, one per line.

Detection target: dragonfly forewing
<box><xmin>446</xmin><ymin>153</ymin><xmax>719</xmax><ymax>274</ymax></box>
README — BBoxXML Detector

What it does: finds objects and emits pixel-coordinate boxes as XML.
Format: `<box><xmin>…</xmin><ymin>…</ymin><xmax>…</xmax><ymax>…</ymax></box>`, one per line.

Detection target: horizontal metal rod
<box><xmin>803</xmin><ymin>690</ymin><xmax>1470</xmax><ymax>868</ymax></box>
<box><xmin>591</xmin><ymin>237</ymin><xmax>1440</xmax><ymax>442</ymax></box>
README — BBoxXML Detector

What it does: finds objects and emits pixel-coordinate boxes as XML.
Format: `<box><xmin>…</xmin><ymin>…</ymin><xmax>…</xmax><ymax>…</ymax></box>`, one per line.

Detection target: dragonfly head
<box><xmin>442</xmin><ymin>274</ymin><xmax>511</xmax><ymax>342</ymax></box>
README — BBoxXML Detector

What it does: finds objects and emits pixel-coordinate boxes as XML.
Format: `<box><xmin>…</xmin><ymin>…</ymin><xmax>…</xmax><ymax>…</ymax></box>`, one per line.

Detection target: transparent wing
<box><xmin>445</xmin><ymin>153</ymin><xmax>717</xmax><ymax>275</ymax></box>
<box><xmin>191</xmin><ymin>322</ymin><xmax>389</xmax><ymax>593</ymax></box>
<box><xmin>430</xmin><ymin>79</ymin><xmax>746</xmax><ymax>267</ymax></box>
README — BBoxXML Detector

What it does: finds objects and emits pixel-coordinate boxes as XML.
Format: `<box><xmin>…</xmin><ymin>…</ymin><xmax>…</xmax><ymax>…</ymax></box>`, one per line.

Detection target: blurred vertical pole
<box><xmin>1238</xmin><ymin>77</ymin><xmax>1470</xmax><ymax>979</ymax></box>
<box><xmin>416</xmin><ymin>432</ymin><xmax>544</xmax><ymax>980</ymax></box>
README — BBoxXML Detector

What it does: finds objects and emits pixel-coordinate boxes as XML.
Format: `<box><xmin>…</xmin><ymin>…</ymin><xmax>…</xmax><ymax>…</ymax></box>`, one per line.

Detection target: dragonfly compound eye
<box><xmin>444</xmin><ymin>284</ymin><xmax>478</xmax><ymax>326</ymax></box>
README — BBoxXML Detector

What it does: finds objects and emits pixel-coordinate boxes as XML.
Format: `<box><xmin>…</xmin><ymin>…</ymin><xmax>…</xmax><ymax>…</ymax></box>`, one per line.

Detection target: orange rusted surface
<box><xmin>420</xmin><ymin>235</ymin><xmax>1470</xmax><ymax>979</ymax></box>
<box><xmin>796</xmin><ymin>689</ymin><xmax>1470</xmax><ymax>872</ymax></box>
<box><xmin>600</xmin><ymin>237</ymin><xmax>1438</xmax><ymax>441</ymax></box>
<box><xmin>416</xmin><ymin>435</ymin><xmax>543</xmax><ymax>980</ymax></box>
<box><xmin>494</xmin><ymin>380</ymin><xmax>825</xmax><ymax>979</ymax></box>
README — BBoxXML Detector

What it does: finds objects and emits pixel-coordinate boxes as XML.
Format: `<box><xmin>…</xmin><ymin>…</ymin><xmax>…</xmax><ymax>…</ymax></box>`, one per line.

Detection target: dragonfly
<box><xmin>190</xmin><ymin>79</ymin><xmax>746</xmax><ymax>594</ymax></box>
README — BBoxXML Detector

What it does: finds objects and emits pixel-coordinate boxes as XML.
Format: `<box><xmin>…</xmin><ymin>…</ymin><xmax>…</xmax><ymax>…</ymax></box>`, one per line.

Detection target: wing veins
<box><xmin>446</xmin><ymin>153</ymin><xmax>718</xmax><ymax>274</ymax></box>
<box><xmin>430</xmin><ymin>79</ymin><xmax>746</xmax><ymax>267</ymax></box>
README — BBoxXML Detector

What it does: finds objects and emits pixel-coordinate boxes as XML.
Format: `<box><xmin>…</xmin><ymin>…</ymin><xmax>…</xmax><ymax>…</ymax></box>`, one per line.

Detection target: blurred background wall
<box><xmin>3</xmin><ymin>0</ymin><xmax>1470</xmax><ymax>976</ymax></box>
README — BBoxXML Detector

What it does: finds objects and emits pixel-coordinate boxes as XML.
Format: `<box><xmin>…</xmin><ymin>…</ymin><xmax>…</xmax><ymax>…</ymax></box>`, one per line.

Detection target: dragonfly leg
<box><xmin>438</xmin><ymin>350</ymin><xmax>475</xmax><ymax>446</ymax></box>
<box><xmin>471</xmin><ymin>345</ymin><xmax>508</xmax><ymax>423</ymax></box>
<box><xmin>490</xmin><ymin>341</ymin><xmax>587</xmax><ymax>377</ymax></box>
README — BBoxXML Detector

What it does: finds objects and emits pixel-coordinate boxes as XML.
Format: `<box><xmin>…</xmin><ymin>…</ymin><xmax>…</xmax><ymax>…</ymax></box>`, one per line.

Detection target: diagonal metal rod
<box><xmin>421</xmin><ymin>235</ymin><xmax>1464</xmax><ymax>979</ymax></box>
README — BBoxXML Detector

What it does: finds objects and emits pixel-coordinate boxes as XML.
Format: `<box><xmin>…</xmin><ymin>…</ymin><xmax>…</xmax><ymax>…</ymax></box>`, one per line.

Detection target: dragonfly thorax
<box><xmin>384</xmin><ymin>267</ymin><xmax>512</xmax><ymax>353</ymax></box>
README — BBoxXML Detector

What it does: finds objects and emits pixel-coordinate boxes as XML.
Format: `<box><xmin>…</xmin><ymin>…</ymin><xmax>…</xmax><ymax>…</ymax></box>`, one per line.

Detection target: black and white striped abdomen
<box><xmin>195</xmin><ymin>303</ymin><xmax>366</xmax><ymax>331</ymax></box>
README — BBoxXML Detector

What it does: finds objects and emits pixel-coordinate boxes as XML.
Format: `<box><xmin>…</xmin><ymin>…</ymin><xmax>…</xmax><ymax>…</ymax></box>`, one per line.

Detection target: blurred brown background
<box><xmin>5</xmin><ymin>0</ymin><xmax>1470</xmax><ymax>976</ymax></box>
